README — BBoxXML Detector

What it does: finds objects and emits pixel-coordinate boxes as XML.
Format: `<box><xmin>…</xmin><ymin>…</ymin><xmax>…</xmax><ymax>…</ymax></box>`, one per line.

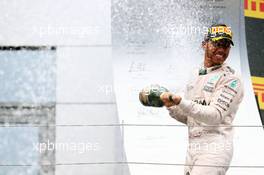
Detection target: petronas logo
<box><xmin>229</xmin><ymin>80</ymin><xmax>238</xmax><ymax>89</ymax></box>
<box><xmin>209</xmin><ymin>75</ymin><xmax>220</xmax><ymax>83</ymax></box>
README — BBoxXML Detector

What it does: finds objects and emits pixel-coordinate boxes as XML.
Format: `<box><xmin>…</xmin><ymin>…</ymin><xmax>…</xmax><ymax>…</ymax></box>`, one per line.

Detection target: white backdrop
<box><xmin>112</xmin><ymin>0</ymin><xmax>264</xmax><ymax>174</ymax></box>
<box><xmin>0</xmin><ymin>0</ymin><xmax>263</xmax><ymax>174</ymax></box>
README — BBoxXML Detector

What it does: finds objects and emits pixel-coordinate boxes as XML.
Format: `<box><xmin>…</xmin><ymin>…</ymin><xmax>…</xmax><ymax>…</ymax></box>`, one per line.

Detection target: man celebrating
<box><xmin>160</xmin><ymin>24</ymin><xmax>244</xmax><ymax>175</ymax></box>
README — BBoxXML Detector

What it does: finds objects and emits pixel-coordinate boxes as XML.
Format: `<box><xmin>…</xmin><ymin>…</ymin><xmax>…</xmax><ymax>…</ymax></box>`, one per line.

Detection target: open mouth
<box><xmin>215</xmin><ymin>54</ymin><xmax>224</xmax><ymax>58</ymax></box>
<box><xmin>214</xmin><ymin>51</ymin><xmax>225</xmax><ymax>59</ymax></box>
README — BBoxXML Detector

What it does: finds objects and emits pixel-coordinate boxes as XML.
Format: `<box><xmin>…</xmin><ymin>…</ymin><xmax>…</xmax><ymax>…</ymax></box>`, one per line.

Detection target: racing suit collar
<box><xmin>199</xmin><ymin>63</ymin><xmax>225</xmax><ymax>75</ymax></box>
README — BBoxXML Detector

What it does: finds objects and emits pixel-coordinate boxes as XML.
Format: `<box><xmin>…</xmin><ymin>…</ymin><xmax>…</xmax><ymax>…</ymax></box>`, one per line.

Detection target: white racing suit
<box><xmin>168</xmin><ymin>64</ymin><xmax>244</xmax><ymax>175</ymax></box>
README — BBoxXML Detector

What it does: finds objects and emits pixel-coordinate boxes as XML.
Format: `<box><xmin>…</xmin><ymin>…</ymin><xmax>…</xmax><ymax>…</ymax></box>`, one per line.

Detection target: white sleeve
<box><xmin>177</xmin><ymin>76</ymin><xmax>244</xmax><ymax>125</ymax></box>
<box><xmin>167</xmin><ymin>105</ymin><xmax>188</xmax><ymax>124</ymax></box>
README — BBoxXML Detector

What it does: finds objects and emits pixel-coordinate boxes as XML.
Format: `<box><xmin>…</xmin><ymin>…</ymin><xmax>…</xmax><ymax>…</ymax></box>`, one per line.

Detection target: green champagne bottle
<box><xmin>139</xmin><ymin>84</ymin><xmax>169</xmax><ymax>107</ymax></box>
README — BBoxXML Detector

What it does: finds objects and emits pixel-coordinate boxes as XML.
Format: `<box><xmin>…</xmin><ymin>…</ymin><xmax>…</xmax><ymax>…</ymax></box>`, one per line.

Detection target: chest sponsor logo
<box><xmin>193</xmin><ymin>99</ymin><xmax>210</xmax><ymax>106</ymax></box>
<box><xmin>224</xmin><ymin>85</ymin><xmax>238</xmax><ymax>94</ymax></box>
<box><xmin>203</xmin><ymin>85</ymin><xmax>214</xmax><ymax>93</ymax></box>
<box><xmin>222</xmin><ymin>89</ymin><xmax>236</xmax><ymax>97</ymax></box>
<box><xmin>203</xmin><ymin>75</ymin><xmax>221</xmax><ymax>92</ymax></box>
<box><xmin>217</xmin><ymin>98</ymin><xmax>230</xmax><ymax>108</ymax></box>
<box><xmin>215</xmin><ymin>103</ymin><xmax>227</xmax><ymax>111</ymax></box>
<box><xmin>208</xmin><ymin>75</ymin><xmax>221</xmax><ymax>84</ymax></box>
<box><xmin>220</xmin><ymin>94</ymin><xmax>233</xmax><ymax>103</ymax></box>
